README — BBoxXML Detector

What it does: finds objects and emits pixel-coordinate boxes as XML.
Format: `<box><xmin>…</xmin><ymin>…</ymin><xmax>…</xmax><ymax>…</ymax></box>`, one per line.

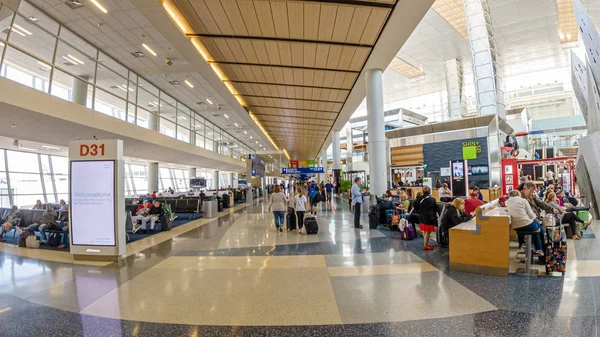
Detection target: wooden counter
<box><xmin>449</xmin><ymin>203</ymin><xmax>511</xmax><ymax>277</ymax></box>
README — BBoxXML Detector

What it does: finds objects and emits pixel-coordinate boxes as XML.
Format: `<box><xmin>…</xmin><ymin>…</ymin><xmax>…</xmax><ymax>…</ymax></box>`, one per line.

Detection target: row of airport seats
<box><xmin>0</xmin><ymin>207</ymin><xmax>68</xmax><ymax>242</ymax></box>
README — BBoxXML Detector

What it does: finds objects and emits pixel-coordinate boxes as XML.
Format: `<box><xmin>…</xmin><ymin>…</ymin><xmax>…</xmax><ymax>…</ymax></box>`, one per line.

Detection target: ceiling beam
<box><xmin>190</xmin><ymin>34</ymin><xmax>375</xmax><ymax>48</ymax></box>
<box><xmin>237</xmin><ymin>94</ymin><xmax>345</xmax><ymax>104</ymax></box>
<box><xmin>251</xmin><ymin>112</ymin><xmax>335</xmax><ymax>122</ymax></box>
<box><xmin>210</xmin><ymin>61</ymin><xmax>360</xmax><ymax>74</ymax></box>
<box><xmin>226</xmin><ymin>80</ymin><xmax>347</xmax><ymax>91</ymax></box>
<box><xmin>248</xmin><ymin>105</ymin><xmax>341</xmax><ymax>113</ymax></box>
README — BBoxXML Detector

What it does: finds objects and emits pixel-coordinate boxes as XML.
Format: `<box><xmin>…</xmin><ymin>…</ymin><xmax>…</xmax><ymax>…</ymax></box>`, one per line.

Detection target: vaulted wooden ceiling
<box><xmin>170</xmin><ymin>0</ymin><xmax>397</xmax><ymax>159</ymax></box>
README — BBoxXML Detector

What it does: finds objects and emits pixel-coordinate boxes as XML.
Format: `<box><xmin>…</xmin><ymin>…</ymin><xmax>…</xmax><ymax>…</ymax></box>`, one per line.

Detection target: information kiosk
<box><xmin>69</xmin><ymin>140</ymin><xmax>125</xmax><ymax>261</ymax></box>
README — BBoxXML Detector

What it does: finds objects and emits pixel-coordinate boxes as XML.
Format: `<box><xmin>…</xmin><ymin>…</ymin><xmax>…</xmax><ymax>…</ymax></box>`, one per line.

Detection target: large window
<box><xmin>0</xmin><ymin>1</ymin><xmax>254</xmax><ymax>163</ymax></box>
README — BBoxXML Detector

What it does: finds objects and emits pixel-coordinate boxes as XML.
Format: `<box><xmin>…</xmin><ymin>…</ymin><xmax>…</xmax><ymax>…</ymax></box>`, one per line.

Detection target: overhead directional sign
<box><xmin>281</xmin><ymin>167</ymin><xmax>325</xmax><ymax>174</ymax></box>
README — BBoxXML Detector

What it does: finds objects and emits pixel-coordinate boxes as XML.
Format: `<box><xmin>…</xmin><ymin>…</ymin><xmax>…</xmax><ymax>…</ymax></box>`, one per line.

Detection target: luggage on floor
<box><xmin>26</xmin><ymin>235</ymin><xmax>39</xmax><ymax>249</ymax></box>
<box><xmin>218</xmin><ymin>199</ymin><xmax>223</xmax><ymax>212</ymax></box>
<box><xmin>369</xmin><ymin>205</ymin><xmax>379</xmax><ymax>229</ymax></box>
<box><xmin>47</xmin><ymin>232</ymin><xmax>61</xmax><ymax>247</ymax></box>
<box><xmin>568</xmin><ymin>197</ymin><xmax>579</xmax><ymax>207</ymax></box>
<box><xmin>222</xmin><ymin>195</ymin><xmax>230</xmax><ymax>209</ymax></box>
<box><xmin>286</xmin><ymin>210</ymin><xmax>296</xmax><ymax>231</ymax></box>
<box><xmin>160</xmin><ymin>216</ymin><xmax>173</xmax><ymax>231</ymax></box>
<box><xmin>545</xmin><ymin>225</ymin><xmax>567</xmax><ymax>275</ymax></box>
<box><xmin>304</xmin><ymin>216</ymin><xmax>319</xmax><ymax>234</ymax></box>
<box><xmin>399</xmin><ymin>219</ymin><xmax>416</xmax><ymax>240</ymax></box>
<box><xmin>438</xmin><ymin>225</ymin><xmax>450</xmax><ymax>247</ymax></box>
<box><xmin>577</xmin><ymin>210</ymin><xmax>590</xmax><ymax>222</ymax></box>
<box><xmin>18</xmin><ymin>229</ymin><xmax>30</xmax><ymax>248</ymax></box>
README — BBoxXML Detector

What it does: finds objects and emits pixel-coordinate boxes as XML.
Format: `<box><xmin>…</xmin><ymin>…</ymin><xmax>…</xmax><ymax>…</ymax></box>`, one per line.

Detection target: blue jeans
<box><xmin>516</xmin><ymin>219</ymin><xmax>545</xmax><ymax>251</ymax></box>
<box><xmin>273</xmin><ymin>211</ymin><xmax>285</xmax><ymax>228</ymax></box>
<box><xmin>26</xmin><ymin>223</ymin><xmax>48</xmax><ymax>242</ymax></box>
<box><xmin>59</xmin><ymin>221</ymin><xmax>69</xmax><ymax>247</ymax></box>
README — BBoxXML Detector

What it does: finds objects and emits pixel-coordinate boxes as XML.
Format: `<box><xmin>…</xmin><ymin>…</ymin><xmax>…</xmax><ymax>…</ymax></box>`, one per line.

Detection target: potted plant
<box><xmin>339</xmin><ymin>180</ymin><xmax>352</xmax><ymax>198</ymax></box>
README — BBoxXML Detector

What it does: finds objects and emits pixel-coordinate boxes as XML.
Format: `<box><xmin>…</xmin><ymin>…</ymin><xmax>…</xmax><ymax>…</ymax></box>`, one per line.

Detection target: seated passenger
<box><xmin>0</xmin><ymin>206</ymin><xmax>22</xmax><ymax>241</ymax></box>
<box><xmin>440</xmin><ymin>198</ymin><xmax>473</xmax><ymax>232</ymax></box>
<box><xmin>464</xmin><ymin>191</ymin><xmax>485</xmax><ymax>215</ymax></box>
<box><xmin>472</xmin><ymin>186</ymin><xmax>484</xmax><ymax>201</ymax></box>
<box><xmin>58</xmin><ymin>199</ymin><xmax>68</xmax><ymax>211</ymax></box>
<box><xmin>149</xmin><ymin>191</ymin><xmax>157</xmax><ymax>198</ymax></box>
<box><xmin>520</xmin><ymin>182</ymin><xmax>556</xmax><ymax>218</ymax></box>
<box><xmin>438</xmin><ymin>183</ymin><xmax>452</xmax><ymax>202</ymax></box>
<box><xmin>26</xmin><ymin>205</ymin><xmax>57</xmax><ymax>245</ymax></box>
<box><xmin>506</xmin><ymin>190</ymin><xmax>545</xmax><ymax>257</ymax></box>
<box><xmin>57</xmin><ymin>220</ymin><xmax>69</xmax><ymax>249</ymax></box>
<box><xmin>32</xmin><ymin>200</ymin><xmax>43</xmax><ymax>210</ymax></box>
<box><xmin>397</xmin><ymin>191</ymin><xmax>410</xmax><ymax>213</ymax></box>
<box><xmin>545</xmin><ymin>192</ymin><xmax>591</xmax><ymax>239</ymax></box>
<box><xmin>140</xmin><ymin>201</ymin><xmax>163</xmax><ymax>233</ymax></box>
<box><xmin>132</xmin><ymin>200</ymin><xmax>152</xmax><ymax>233</ymax></box>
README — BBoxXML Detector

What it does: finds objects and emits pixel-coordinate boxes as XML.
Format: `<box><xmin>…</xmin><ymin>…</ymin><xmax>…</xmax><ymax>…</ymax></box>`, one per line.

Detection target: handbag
<box><xmin>26</xmin><ymin>235</ymin><xmax>40</xmax><ymax>249</ymax></box>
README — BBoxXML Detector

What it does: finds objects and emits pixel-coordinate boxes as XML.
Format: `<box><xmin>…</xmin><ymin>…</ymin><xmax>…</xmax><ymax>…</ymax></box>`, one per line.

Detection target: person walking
<box><xmin>295</xmin><ymin>188</ymin><xmax>308</xmax><ymax>233</ymax></box>
<box><xmin>268</xmin><ymin>185</ymin><xmax>287</xmax><ymax>232</ymax></box>
<box><xmin>418</xmin><ymin>186</ymin><xmax>440</xmax><ymax>250</ymax></box>
<box><xmin>351</xmin><ymin>177</ymin><xmax>363</xmax><ymax>229</ymax></box>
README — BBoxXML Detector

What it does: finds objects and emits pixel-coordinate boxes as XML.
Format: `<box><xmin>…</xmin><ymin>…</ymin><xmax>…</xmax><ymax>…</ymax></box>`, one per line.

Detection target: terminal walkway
<box><xmin>0</xmin><ymin>198</ymin><xmax>599</xmax><ymax>336</ymax></box>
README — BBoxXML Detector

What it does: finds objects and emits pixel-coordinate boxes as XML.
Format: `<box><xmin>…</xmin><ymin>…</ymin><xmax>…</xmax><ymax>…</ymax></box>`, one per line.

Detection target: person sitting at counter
<box><xmin>464</xmin><ymin>191</ymin><xmax>485</xmax><ymax>215</ymax></box>
<box><xmin>440</xmin><ymin>198</ymin><xmax>474</xmax><ymax>246</ymax></box>
<box><xmin>519</xmin><ymin>182</ymin><xmax>556</xmax><ymax>219</ymax></box>
<box><xmin>472</xmin><ymin>186</ymin><xmax>484</xmax><ymax>201</ymax></box>
<box><xmin>506</xmin><ymin>190</ymin><xmax>545</xmax><ymax>257</ymax></box>
<box><xmin>418</xmin><ymin>186</ymin><xmax>439</xmax><ymax>251</ymax></box>
<box><xmin>438</xmin><ymin>183</ymin><xmax>452</xmax><ymax>202</ymax></box>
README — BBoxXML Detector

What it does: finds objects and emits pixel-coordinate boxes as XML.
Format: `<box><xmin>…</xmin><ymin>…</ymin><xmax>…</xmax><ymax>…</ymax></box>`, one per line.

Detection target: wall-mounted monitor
<box><xmin>468</xmin><ymin>165</ymin><xmax>489</xmax><ymax>176</ymax></box>
<box><xmin>190</xmin><ymin>178</ymin><xmax>206</xmax><ymax>189</ymax></box>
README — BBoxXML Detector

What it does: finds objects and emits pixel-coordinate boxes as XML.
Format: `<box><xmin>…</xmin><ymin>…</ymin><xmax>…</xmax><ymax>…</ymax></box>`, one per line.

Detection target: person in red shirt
<box><xmin>149</xmin><ymin>191</ymin><xmax>157</xmax><ymax>198</ymax></box>
<box><xmin>464</xmin><ymin>191</ymin><xmax>485</xmax><ymax>215</ymax></box>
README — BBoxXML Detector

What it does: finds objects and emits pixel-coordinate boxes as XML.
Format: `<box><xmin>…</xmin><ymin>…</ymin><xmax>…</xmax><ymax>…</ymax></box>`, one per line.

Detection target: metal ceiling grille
<box><xmin>170</xmin><ymin>0</ymin><xmax>398</xmax><ymax>159</ymax></box>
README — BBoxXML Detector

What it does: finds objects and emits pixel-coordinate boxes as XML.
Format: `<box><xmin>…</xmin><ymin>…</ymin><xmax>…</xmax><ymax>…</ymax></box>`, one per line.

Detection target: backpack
<box><xmin>18</xmin><ymin>229</ymin><xmax>30</xmax><ymax>247</ymax></box>
<box><xmin>162</xmin><ymin>204</ymin><xmax>171</xmax><ymax>220</ymax></box>
<box><xmin>309</xmin><ymin>187</ymin><xmax>317</xmax><ymax>198</ymax></box>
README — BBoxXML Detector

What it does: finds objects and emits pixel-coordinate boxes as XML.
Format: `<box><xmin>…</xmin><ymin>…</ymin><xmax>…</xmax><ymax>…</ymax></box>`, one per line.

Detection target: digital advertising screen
<box><xmin>190</xmin><ymin>178</ymin><xmax>206</xmax><ymax>188</ymax></box>
<box><xmin>70</xmin><ymin>160</ymin><xmax>116</xmax><ymax>246</ymax></box>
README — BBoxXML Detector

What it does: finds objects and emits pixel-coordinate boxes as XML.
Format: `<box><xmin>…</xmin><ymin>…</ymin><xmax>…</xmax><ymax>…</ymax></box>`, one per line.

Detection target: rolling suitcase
<box><xmin>286</xmin><ymin>210</ymin><xmax>296</xmax><ymax>231</ymax></box>
<box><xmin>160</xmin><ymin>216</ymin><xmax>173</xmax><ymax>231</ymax></box>
<box><xmin>369</xmin><ymin>205</ymin><xmax>379</xmax><ymax>229</ymax></box>
<box><xmin>545</xmin><ymin>224</ymin><xmax>567</xmax><ymax>275</ymax></box>
<box><xmin>222</xmin><ymin>195</ymin><xmax>230</xmax><ymax>209</ymax></box>
<box><xmin>304</xmin><ymin>216</ymin><xmax>319</xmax><ymax>234</ymax></box>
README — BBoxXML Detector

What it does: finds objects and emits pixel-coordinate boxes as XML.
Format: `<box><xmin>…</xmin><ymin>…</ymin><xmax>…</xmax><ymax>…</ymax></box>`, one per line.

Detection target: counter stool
<box><xmin>515</xmin><ymin>231</ymin><xmax>539</xmax><ymax>277</ymax></box>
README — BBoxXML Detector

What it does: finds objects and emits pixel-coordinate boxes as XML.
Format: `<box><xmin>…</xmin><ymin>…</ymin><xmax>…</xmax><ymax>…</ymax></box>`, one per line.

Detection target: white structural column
<box><xmin>72</xmin><ymin>76</ymin><xmax>89</xmax><ymax>107</ymax></box>
<box><xmin>147</xmin><ymin>162</ymin><xmax>159</xmax><ymax>193</ymax></box>
<box><xmin>444</xmin><ymin>59</ymin><xmax>467</xmax><ymax>120</ymax></box>
<box><xmin>148</xmin><ymin>113</ymin><xmax>159</xmax><ymax>132</ymax></box>
<box><xmin>231</xmin><ymin>173</ymin><xmax>237</xmax><ymax>188</ymax></box>
<box><xmin>188</xmin><ymin>167</ymin><xmax>197</xmax><ymax>179</ymax></box>
<box><xmin>332</xmin><ymin>131</ymin><xmax>341</xmax><ymax>170</ymax></box>
<box><xmin>463</xmin><ymin>0</ymin><xmax>505</xmax><ymax>119</ymax></box>
<box><xmin>345</xmin><ymin>125</ymin><xmax>354</xmax><ymax>171</ymax></box>
<box><xmin>212</xmin><ymin>171</ymin><xmax>219</xmax><ymax>190</ymax></box>
<box><xmin>365</xmin><ymin>69</ymin><xmax>387</xmax><ymax>198</ymax></box>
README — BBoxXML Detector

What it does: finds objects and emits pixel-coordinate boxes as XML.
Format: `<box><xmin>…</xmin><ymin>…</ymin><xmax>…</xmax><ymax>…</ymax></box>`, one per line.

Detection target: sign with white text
<box><xmin>70</xmin><ymin>160</ymin><xmax>116</xmax><ymax>246</ymax></box>
<box><xmin>281</xmin><ymin>167</ymin><xmax>325</xmax><ymax>174</ymax></box>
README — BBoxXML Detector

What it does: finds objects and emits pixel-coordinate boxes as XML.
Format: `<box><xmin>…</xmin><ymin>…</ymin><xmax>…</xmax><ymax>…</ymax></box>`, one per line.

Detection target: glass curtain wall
<box><xmin>0</xmin><ymin>1</ymin><xmax>254</xmax><ymax>160</ymax></box>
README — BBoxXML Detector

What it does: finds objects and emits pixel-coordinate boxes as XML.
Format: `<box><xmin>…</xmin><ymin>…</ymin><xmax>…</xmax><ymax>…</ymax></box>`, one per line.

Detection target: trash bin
<box><xmin>362</xmin><ymin>195</ymin><xmax>370</xmax><ymax>213</ymax></box>
<box><xmin>202</xmin><ymin>199</ymin><xmax>218</xmax><ymax>219</ymax></box>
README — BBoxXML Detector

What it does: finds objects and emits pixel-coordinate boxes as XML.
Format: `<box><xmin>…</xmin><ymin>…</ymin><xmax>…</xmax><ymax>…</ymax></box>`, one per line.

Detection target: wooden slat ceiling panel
<box><xmin>174</xmin><ymin>0</ymin><xmax>396</xmax><ymax>158</ymax></box>
<box><xmin>220</xmin><ymin>65</ymin><xmax>357</xmax><ymax>89</ymax></box>
<box><xmin>201</xmin><ymin>38</ymin><xmax>371</xmax><ymax>71</ymax></box>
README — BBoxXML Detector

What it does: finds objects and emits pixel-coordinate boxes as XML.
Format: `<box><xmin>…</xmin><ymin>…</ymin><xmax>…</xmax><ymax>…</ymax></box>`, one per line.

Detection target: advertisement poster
<box><xmin>298</xmin><ymin>160</ymin><xmax>308</xmax><ymax>168</ymax></box>
<box><xmin>307</xmin><ymin>160</ymin><xmax>316</xmax><ymax>167</ymax></box>
<box><xmin>70</xmin><ymin>161</ymin><xmax>116</xmax><ymax>246</ymax></box>
<box><xmin>440</xmin><ymin>167</ymin><xmax>451</xmax><ymax>176</ymax></box>
<box><xmin>289</xmin><ymin>160</ymin><xmax>299</xmax><ymax>168</ymax></box>
<box><xmin>452</xmin><ymin>162</ymin><xmax>464</xmax><ymax>179</ymax></box>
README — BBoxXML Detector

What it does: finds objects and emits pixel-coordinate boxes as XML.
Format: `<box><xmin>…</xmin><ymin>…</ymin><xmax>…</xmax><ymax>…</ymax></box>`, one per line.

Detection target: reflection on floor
<box><xmin>0</xmin><ymin>197</ymin><xmax>598</xmax><ymax>336</ymax></box>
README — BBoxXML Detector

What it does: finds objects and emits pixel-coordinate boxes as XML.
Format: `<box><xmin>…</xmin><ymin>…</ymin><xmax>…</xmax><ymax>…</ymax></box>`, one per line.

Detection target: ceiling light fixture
<box><xmin>28</xmin><ymin>16</ymin><xmax>39</xmax><ymax>23</ymax></box>
<box><xmin>206</xmin><ymin>98</ymin><xmax>213</xmax><ymax>105</ymax></box>
<box><xmin>61</xmin><ymin>55</ymin><xmax>79</xmax><ymax>64</ymax></box>
<box><xmin>10</xmin><ymin>28</ymin><xmax>26</xmax><ymax>37</ymax></box>
<box><xmin>234</xmin><ymin>123</ymin><xmax>239</xmax><ymax>127</ymax></box>
<box><xmin>0</xmin><ymin>41</ymin><xmax>4</xmax><ymax>47</ymax></box>
<box><xmin>41</xmin><ymin>145</ymin><xmax>61</xmax><ymax>150</ymax></box>
<box><xmin>142</xmin><ymin>43</ymin><xmax>157</xmax><ymax>56</ymax></box>
<box><xmin>161</xmin><ymin>0</ymin><xmax>194</xmax><ymax>34</ymax></box>
<box><xmin>283</xmin><ymin>149</ymin><xmax>291</xmax><ymax>160</ymax></box>
<box><xmin>20</xmin><ymin>147</ymin><xmax>37</xmax><ymax>151</ymax></box>
<box><xmin>223</xmin><ymin>113</ymin><xmax>229</xmax><ymax>118</ymax></box>
<box><xmin>36</xmin><ymin>61</ymin><xmax>49</xmax><ymax>68</ymax></box>
<box><xmin>210</xmin><ymin>64</ymin><xmax>225</xmax><ymax>81</ymax></box>
<box><xmin>12</xmin><ymin>24</ymin><xmax>32</xmax><ymax>35</ymax></box>
<box><xmin>67</xmin><ymin>54</ymin><xmax>84</xmax><ymax>65</ymax></box>
<box><xmin>190</xmin><ymin>37</ymin><xmax>211</xmax><ymax>61</ymax></box>
<box><xmin>90</xmin><ymin>0</ymin><xmax>108</xmax><ymax>14</ymax></box>
<box><xmin>243</xmin><ymin>131</ymin><xmax>247</xmax><ymax>134</ymax></box>
<box><xmin>250</xmin><ymin>136</ymin><xmax>253</xmax><ymax>139</ymax></box>
<box><xmin>183</xmin><ymin>79</ymin><xmax>194</xmax><ymax>88</ymax></box>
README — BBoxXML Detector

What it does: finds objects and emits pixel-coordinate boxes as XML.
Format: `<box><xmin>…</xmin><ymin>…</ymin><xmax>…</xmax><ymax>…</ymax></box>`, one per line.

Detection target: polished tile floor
<box><xmin>1</xmin><ymin>197</ymin><xmax>599</xmax><ymax>336</ymax></box>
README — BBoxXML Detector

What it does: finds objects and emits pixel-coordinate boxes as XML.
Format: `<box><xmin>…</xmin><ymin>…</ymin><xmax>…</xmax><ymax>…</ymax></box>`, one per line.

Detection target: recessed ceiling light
<box><xmin>255</xmin><ymin>141</ymin><xmax>258</xmax><ymax>144</ymax></box>
<box><xmin>224</xmin><ymin>114</ymin><xmax>229</xmax><ymax>118</ymax></box>
<box><xmin>90</xmin><ymin>0</ymin><xmax>108</xmax><ymax>14</ymax></box>
<box><xmin>10</xmin><ymin>28</ymin><xmax>26</xmax><ymax>37</ymax></box>
<box><xmin>142</xmin><ymin>43</ymin><xmax>157</xmax><ymax>56</ymax></box>
<box><xmin>12</xmin><ymin>24</ymin><xmax>32</xmax><ymax>35</ymax></box>
<box><xmin>20</xmin><ymin>147</ymin><xmax>37</xmax><ymax>151</ymax></box>
<box><xmin>41</xmin><ymin>145</ymin><xmax>61</xmax><ymax>150</ymax></box>
<box><xmin>184</xmin><ymin>80</ymin><xmax>194</xmax><ymax>88</ymax></box>
<box><xmin>250</xmin><ymin>136</ymin><xmax>253</xmax><ymax>139</ymax></box>
<box><xmin>243</xmin><ymin>131</ymin><xmax>247</xmax><ymax>134</ymax></box>
<box><xmin>67</xmin><ymin>54</ymin><xmax>84</xmax><ymax>65</ymax></box>
<box><xmin>234</xmin><ymin>123</ymin><xmax>239</xmax><ymax>127</ymax></box>
<box><xmin>206</xmin><ymin>98</ymin><xmax>213</xmax><ymax>105</ymax></box>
